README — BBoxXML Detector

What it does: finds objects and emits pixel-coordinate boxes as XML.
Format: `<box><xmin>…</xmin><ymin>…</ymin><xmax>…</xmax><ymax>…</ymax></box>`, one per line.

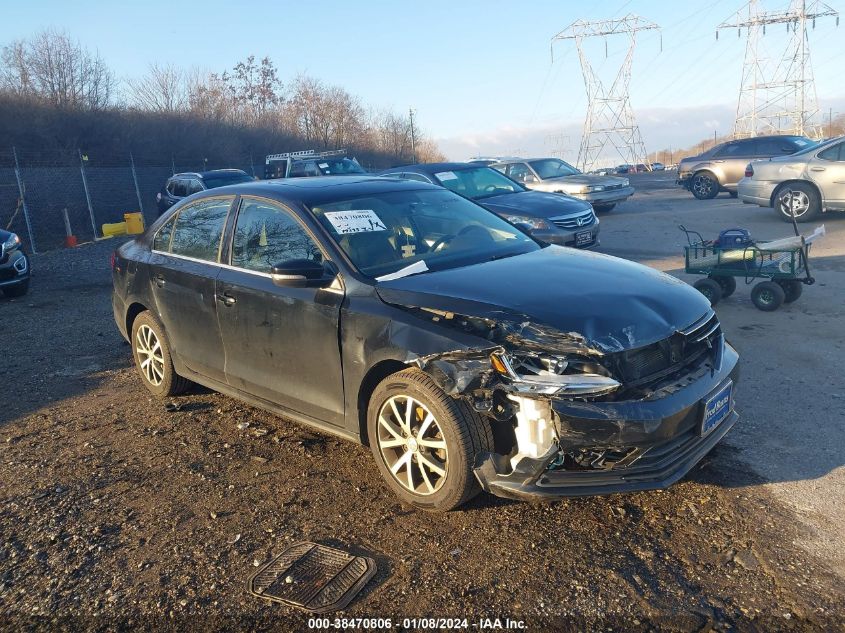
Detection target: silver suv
<box><xmin>677</xmin><ymin>135</ymin><xmax>814</xmax><ymax>200</ymax></box>
<box><xmin>491</xmin><ymin>158</ymin><xmax>634</xmax><ymax>212</ymax></box>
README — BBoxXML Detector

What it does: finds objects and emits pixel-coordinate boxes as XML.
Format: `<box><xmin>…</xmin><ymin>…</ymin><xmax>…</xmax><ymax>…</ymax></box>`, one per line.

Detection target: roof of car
<box><xmin>194</xmin><ymin>175</ymin><xmax>437</xmax><ymax>206</ymax></box>
<box><xmin>381</xmin><ymin>162</ymin><xmax>484</xmax><ymax>175</ymax></box>
<box><xmin>173</xmin><ymin>169</ymin><xmax>249</xmax><ymax>179</ymax></box>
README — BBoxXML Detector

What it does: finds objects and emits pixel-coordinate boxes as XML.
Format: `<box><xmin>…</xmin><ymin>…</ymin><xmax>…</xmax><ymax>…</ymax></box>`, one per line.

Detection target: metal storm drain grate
<box><xmin>247</xmin><ymin>541</ymin><xmax>376</xmax><ymax>613</ymax></box>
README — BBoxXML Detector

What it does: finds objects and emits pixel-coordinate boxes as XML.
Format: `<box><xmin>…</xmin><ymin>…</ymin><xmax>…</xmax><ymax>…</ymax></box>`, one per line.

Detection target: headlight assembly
<box><xmin>505</xmin><ymin>215</ymin><xmax>551</xmax><ymax>230</ymax></box>
<box><xmin>491</xmin><ymin>352</ymin><xmax>620</xmax><ymax>397</ymax></box>
<box><xmin>2</xmin><ymin>232</ymin><xmax>21</xmax><ymax>253</ymax></box>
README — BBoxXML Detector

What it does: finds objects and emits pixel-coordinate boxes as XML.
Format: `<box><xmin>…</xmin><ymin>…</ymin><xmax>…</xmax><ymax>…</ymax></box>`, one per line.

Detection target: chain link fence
<box><xmin>0</xmin><ymin>148</ymin><xmax>257</xmax><ymax>253</ymax></box>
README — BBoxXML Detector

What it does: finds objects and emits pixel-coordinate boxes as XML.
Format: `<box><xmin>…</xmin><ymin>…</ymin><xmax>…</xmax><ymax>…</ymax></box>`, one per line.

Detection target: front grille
<box><xmin>550</xmin><ymin>210</ymin><xmax>594</xmax><ymax>230</ymax></box>
<box><xmin>612</xmin><ymin>312</ymin><xmax>721</xmax><ymax>389</ymax></box>
<box><xmin>0</xmin><ymin>267</ymin><xmax>17</xmax><ymax>281</ymax></box>
<box><xmin>603</xmin><ymin>183</ymin><xmax>624</xmax><ymax>191</ymax></box>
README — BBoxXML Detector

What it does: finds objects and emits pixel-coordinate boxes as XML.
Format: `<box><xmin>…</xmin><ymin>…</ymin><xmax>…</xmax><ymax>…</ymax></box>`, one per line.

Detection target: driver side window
<box><xmin>507</xmin><ymin>163</ymin><xmax>532</xmax><ymax>182</ymax></box>
<box><xmin>231</xmin><ymin>198</ymin><xmax>322</xmax><ymax>273</ymax></box>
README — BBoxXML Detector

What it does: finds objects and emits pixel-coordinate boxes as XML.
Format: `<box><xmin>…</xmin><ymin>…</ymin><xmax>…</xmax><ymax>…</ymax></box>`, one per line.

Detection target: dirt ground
<box><xmin>1</xmin><ymin>177</ymin><xmax>844</xmax><ymax>631</ymax></box>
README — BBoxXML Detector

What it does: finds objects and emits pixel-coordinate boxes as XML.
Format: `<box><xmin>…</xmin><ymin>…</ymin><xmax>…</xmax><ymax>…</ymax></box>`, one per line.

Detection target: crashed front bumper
<box><xmin>474</xmin><ymin>342</ymin><xmax>740</xmax><ymax>500</ymax></box>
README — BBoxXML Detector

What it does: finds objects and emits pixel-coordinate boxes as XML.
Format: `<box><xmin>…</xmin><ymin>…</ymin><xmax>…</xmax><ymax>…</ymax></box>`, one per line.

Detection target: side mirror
<box><xmin>271</xmin><ymin>259</ymin><xmax>331</xmax><ymax>288</ymax></box>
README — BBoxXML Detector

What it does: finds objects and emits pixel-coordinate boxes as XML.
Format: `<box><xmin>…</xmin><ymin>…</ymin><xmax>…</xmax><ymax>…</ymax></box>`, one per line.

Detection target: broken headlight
<box><xmin>491</xmin><ymin>351</ymin><xmax>620</xmax><ymax>397</ymax></box>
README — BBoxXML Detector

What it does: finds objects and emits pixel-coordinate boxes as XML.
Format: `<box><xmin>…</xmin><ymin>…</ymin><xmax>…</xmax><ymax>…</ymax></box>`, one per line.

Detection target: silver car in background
<box><xmin>738</xmin><ymin>136</ymin><xmax>844</xmax><ymax>222</ymax></box>
<box><xmin>491</xmin><ymin>157</ymin><xmax>634</xmax><ymax>212</ymax></box>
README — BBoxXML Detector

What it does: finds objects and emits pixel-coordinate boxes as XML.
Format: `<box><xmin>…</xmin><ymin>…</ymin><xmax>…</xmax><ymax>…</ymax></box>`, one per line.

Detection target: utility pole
<box><xmin>409</xmin><ymin>108</ymin><xmax>417</xmax><ymax>163</ymax></box>
<box><xmin>552</xmin><ymin>15</ymin><xmax>660</xmax><ymax>172</ymax></box>
<box><xmin>717</xmin><ymin>0</ymin><xmax>838</xmax><ymax>139</ymax></box>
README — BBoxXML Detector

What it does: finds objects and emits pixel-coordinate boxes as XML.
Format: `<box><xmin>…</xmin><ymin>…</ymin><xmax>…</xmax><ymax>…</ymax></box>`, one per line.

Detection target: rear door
<box><xmin>215</xmin><ymin>196</ymin><xmax>345</xmax><ymax>425</ymax></box>
<box><xmin>715</xmin><ymin>139</ymin><xmax>757</xmax><ymax>187</ymax></box>
<box><xmin>810</xmin><ymin>141</ymin><xmax>845</xmax><ymax>208</ymax></box>
<box><xmin>149</xmin><ymin>196</ymin><xmax>234</xmax><ymax>382</ymax></box>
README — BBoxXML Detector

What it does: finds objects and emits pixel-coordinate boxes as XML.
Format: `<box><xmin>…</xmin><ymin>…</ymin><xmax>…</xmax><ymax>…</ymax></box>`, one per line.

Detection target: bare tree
<box><xmin>226</xmin><ymin>55</ymin><xmax>281</xmax><ymax>123</ymax></box>
<box><xmin>127</xmin><ymin>63</ymin><xmax>188</xmax><ymax>112</ymax></box>
<box><xmin>0</xmin><ymin>29</ymin><xmax>114</xmax><ymax>109</ymax></box>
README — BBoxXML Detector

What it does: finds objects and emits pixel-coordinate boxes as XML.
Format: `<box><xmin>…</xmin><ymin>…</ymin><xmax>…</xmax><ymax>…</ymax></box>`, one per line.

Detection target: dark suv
<box><xmin>677</xmin><ymin>135</ymin><xmax>815</xmax><ymax>199</ymax></box>
<box><xmin>156</xmin><ymin>169</ymin><xmax>253</xmax><ymax>215</ymax></box>
<box><xmin>113</xmin><ymin>177</ymin><xmax>739</xmax><ymax>511</ymax></box>
<box><xmin>0</xmin><ymin>229</ymin><xmax>30</xmax><ymax>297</ymax></box>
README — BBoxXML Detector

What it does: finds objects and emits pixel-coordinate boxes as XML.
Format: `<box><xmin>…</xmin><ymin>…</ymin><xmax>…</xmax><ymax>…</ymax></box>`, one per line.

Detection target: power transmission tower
<box><xmin>552</xmin><ymin>15</ymin><xmax>660</xmax><ymax>172</ymax></box>
<box><xmin>718</xmin><ymin>0</ymin><xmax>838</xmax><ymax>139</ymax></box>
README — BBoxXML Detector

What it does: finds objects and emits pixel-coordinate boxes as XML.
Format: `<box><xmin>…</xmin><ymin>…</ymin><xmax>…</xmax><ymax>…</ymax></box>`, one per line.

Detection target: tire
<box><xmin>775</xmin><ymin>182</ymin><xmax>821</xmax><ymax>223</ymax></box>
<box><xmin>777</xmin><ymin>279</ymin><xmax>803</xmax><ymax>303</ymax></box>
<box><xmin>691</xmin><ymin>171</ymin><xmax>720</xmax><ymax>200</ymax></box>
<box><xmin>2</xmin><ymin>279</ymin><xmax>29</xmax><ymax>297</ymax></box>
<box><xmin>130</xmin><ymin>310</ymin><xmax>192</xmax><ymax>397</ymax></box>
<box><xmin>593</xmin><ymin>203</ymin><xmax>616</xmax><ymax>213</ymax></box>
<box><xmin>708</xmin><ymin>274</ymin><xmax>736</xmax><ymax>298</ymax></box>
<box><xmin>751</xmin><ymin>281</ymin><xmax>785</xmax><ymax>311</ymax></box>
<box><xmin>367</xmin><ymin>368</ymin><xmax>493</xmax><ymax>512</ymax></box>
<box><xmin>693</xmin><ymin>278</ymin><xmax>723</xmax><ymax>306</ymax></box>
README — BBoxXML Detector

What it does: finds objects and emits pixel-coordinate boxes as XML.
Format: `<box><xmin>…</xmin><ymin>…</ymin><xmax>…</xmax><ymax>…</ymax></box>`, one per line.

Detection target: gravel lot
<box><xmin>1</xmin><ymin>175</ymin><xmax>843</xmax><ymax>631</ymax></box>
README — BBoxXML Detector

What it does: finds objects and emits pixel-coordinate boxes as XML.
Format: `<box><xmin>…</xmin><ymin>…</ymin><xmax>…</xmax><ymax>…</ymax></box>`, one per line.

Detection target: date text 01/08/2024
<box><xmin>307</xmin><ymin>617</ymin><xmax>527</xmax><ymax>630</ymax></box>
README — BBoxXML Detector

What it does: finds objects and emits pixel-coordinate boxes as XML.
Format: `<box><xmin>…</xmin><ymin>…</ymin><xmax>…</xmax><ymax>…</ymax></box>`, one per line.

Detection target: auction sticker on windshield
<box><xmin>435</xmin><ymin>171</ymin><xmax>459</xmax><ymax>181</ymax></box>
<box><xmin>324</xmin><ymin>210</ymin><xmax>387</xmax><ymax>234</ymax></box>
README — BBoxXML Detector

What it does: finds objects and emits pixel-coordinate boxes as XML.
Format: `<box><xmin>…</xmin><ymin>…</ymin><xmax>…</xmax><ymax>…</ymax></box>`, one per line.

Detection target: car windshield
<box><xmin>309</xmin><ymin>188</ymin><xmax>538</xmax><ymax>278</ymax></box>
<box><xmin>202</xmin><ymin>172</ymin><xmax>253</xmax><ymax>188</ymax></box>
<box><xmin>788</xmin><ymin>138</ymin><xmax>827</xmax><ymax>156</ymax></box>
<box><xmin>528</xmin><ymin>158</ymin><xmax>581</xmax><ymax>179</ymax></box>
<box><xmin>316</xmin><ymin>158</ymin><xmax>366</xmax><ymax>175</ymax></box>
<box><xmin>431</xmin><ymin>166</ymin><xmax>524</xmax><ymax>200</ymax></box>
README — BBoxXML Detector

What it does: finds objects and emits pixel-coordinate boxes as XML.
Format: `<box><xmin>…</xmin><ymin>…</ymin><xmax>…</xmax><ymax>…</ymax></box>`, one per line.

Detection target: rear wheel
<box><xmin>751</xmin><ymin>281</ymin><xmax>785</xmax><ymax>311</ymax></box>
<box><xmin>593</xmin><ymin>203</ymin><xmax>616</xmax><ymax>213</ymax></box>
<box><xmin>777</xmin><ymin>279</ymin><xmax>803</xmax><ymax>303</ymax></box>
<box><xmin>367</xmin><ymin>368</ymin><xmax>493</xmax><ymax>512</ymax></box>
<box><xmin>691</xmin><ymin>172</ymin><xmax>720</xmax><ymax>200</ymax></box>
<box><xmin>708</xmin><ymin>274</ymin><xmax>736</xmax><ymax>298</ymax></box>
<box><xmin>130</xmin><ymin>310</ymin><xmax>192</xmax><ymax>397</ymax></box>
<box><xmin>694</xmin><ymin>278</ymin><xmax>723</xmax><ymax>306</ymax></box>
<box><xmin>776</xmin><ymin>182</ymin><xmax>820</xmax><ymax>223</ymax></box>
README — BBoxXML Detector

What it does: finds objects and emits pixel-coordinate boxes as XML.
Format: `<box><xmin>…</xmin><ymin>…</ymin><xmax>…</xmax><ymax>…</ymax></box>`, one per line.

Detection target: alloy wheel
<box><xmin>779</xmin><ymin>190</ymin><xmax>809</xmax><ymax>217</ymax></box>
<box><xmin>135</xmin><ymin>324</ymin><xmax>165</xmax><ymax>386</ymax></box>
<box><xmin>376</xmin><ymin>395</ymin><xmax>448</xmax><ymax>496</ymax></box>
<box><xmin>693</xmin><ymin>175</ymin><xmax>714</xmax><ymax>197</ymax></box>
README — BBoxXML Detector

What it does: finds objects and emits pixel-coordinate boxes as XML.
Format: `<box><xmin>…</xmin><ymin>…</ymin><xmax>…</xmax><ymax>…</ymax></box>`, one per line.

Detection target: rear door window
<box><xmin>168</xmin><ymin>197</ymin><xmax>233</xmax><ymax>262</ymax></box>
<box><xmin>715</xmin><ymin>141</ymin><xmax>750</xmax><ymax>158</ymax></box>
<box><xmin>506</xmin><ymin>163</ymin><xmax>533</xmax><ymax>182</ymax></box>
<box><xmin>171</xmin><ymin>179</ymin><xmax>189</xmax><ymax>197</ymax></box>
<box><xmin>818</xmin><ymin>142</ymin><xmax>844</xmax><ymax>161</ymax></box>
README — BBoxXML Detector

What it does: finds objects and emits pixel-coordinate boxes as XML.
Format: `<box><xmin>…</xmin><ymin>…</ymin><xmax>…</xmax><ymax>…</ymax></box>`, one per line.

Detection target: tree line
<box><xmin>0</xmin><ymin>29</ymin><xmax>443</xmax><ymax>167</ymax></box>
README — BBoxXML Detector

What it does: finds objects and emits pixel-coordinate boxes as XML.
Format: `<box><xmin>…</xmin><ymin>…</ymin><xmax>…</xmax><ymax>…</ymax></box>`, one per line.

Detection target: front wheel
<box><xmin>367</xmin><ymin>369</ymin><xmax>493</xmax><ymax>512</ymax></box>
<box><xmin>130</xmin><ymin>310</ymin><xmax>192</xmax><ymax>397</ymax></box>
<box><xmin>694</xmin><ymin>278</ymin><xmax>722</xmax><ymax>306</ymax></box>
<box><xmin>751</xmin><ymin>281</ymin><xmax>785</xmax><ymax>311</ymax></box>
<box><xmin>691</xmin><ymin>172</ymin><xmax>720</xmax><ymax>200</ymax></box>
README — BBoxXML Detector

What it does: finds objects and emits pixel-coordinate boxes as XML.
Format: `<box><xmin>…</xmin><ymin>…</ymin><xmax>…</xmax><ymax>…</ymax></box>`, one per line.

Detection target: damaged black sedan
<box><xmin>112</xmin><ymin>177</ymin><xmax>738</xmax><ymax>511</ymax></box>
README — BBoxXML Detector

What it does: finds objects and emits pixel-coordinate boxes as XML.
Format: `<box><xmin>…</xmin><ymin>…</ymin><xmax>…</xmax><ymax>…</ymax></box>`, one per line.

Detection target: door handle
<box><xmin>154</xmin><ymin>274</ymin><xmax>165</xmax><ymax>287</ymax></box>
<box><xmin>810</xmin><ymin>167</ymin><xmax>826</xmax><ymax>172</ymax></box>
<box><xmin>216</xmin><ymin>293</ymin><xmax>236</xmax><ymax>306</ymax></box>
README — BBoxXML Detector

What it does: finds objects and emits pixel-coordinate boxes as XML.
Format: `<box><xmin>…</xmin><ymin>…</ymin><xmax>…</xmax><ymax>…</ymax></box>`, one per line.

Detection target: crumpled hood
<box><xmin>479</xmin><ymin>190</ymin><xmax>591</xmax><ymax>219</ymax></box>
<box><xmin>376</xmin><ymin>246</ymin><xmax>711</xmax><ymax>354</ymax></box>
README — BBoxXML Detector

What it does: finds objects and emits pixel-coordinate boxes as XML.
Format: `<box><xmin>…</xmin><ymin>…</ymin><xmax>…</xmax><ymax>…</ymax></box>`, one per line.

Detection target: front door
<box><xmin>215</xmin><ymin>196</ymin><xmax>345</xmax><ymax>426</ymax></box>
<box><xmin>149</xmin><ymin>196</ymin><xmax>234</xmax><ymax>382</ymax></box>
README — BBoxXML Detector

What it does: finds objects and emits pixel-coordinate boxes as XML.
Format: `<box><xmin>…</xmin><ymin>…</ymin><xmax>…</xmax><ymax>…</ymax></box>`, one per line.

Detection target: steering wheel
<box><xmin>483</xmin><ymin>185</ymin><xmax>501</xmax><ymax>193</ymax></box>
<box><xmin>429</xmin><ymin>234</ymin><xmax>456</xmax><ymax>252</ymax></box>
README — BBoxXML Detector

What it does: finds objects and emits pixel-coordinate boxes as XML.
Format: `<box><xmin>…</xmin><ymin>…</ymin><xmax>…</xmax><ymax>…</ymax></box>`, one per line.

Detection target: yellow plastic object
<box><xmin>124</xmin><ymin>212</ymin><xmax>145</xmax><ymax>234</ymax></box>
<box><xmin>102</xmin><ymin>221</ymin><xmax>128</xmax><ymax>237</ymax></box>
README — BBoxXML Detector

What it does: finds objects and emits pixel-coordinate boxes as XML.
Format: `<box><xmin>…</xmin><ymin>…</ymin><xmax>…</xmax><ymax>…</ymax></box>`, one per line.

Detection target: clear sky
<box><xmin>4</xmin><ymin>0</ymin><xmax>844</xmax><ymax>161</ymax></box>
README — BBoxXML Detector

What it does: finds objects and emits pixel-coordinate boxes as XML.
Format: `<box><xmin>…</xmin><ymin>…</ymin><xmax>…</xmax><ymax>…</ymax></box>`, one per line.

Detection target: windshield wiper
<box><xmin>375</xmin><ymin>260</ymin><xmax>429</xmax><ymax>282</ymax></box>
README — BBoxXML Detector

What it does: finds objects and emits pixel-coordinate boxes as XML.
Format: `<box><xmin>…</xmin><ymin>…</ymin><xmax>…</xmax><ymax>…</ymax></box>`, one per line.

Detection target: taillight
<box><xmin>745</xmin><ymin>164</ymin><xmax>754</xmax><ymax>178</ymax></box>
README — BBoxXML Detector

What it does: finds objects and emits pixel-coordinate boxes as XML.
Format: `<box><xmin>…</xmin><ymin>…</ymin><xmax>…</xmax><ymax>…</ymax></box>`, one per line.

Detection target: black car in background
<box><xmin>0</xmin><ymin>229</ymin><xmax>30</xmax><ymax>297</ymax></box>
<box><xmin>379</xmin><ymin>163</ymin><xmax>599</xmax><ymax>248</ymax></box>
<box><xmin>156</xmin><ymin>169</ymin><xmax>254</xmax><ymax>215</ymax></box>
<box><xmin>112</xmin><ymin>177</ymin><xmax>739</xmax><ymax>511</ymax></box>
